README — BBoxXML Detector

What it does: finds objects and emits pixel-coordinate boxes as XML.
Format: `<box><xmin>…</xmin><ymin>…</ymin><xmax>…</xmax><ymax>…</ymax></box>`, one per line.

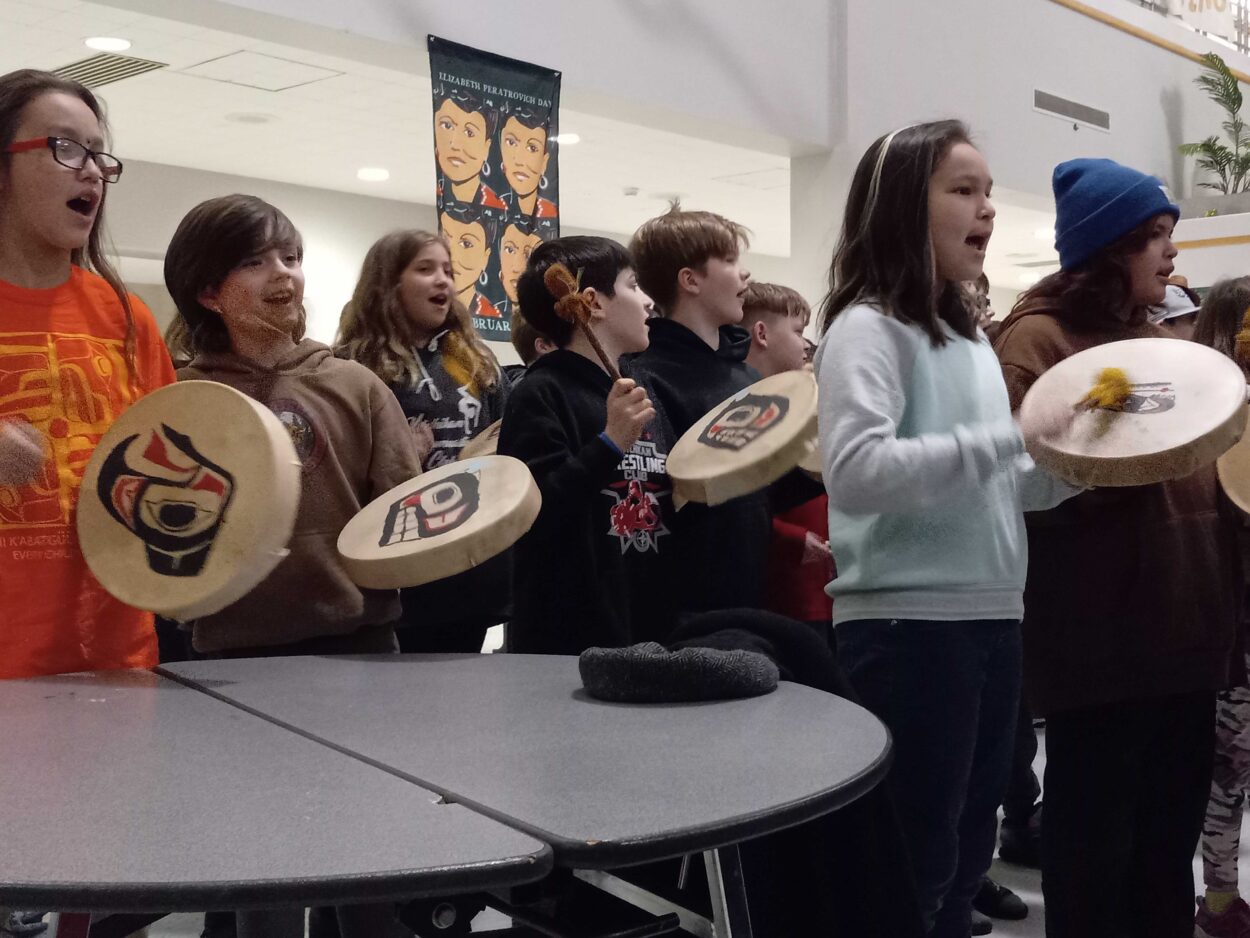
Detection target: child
<box><xmin>1192</xmin><ymin>276</ymin><xmax>1250</xmax><ymax>938</ymax></box>
<box><xmin>338</xmin><ymin>229</ymin><xmax>510</xmax><ymax>653</ymax></box>
<box><xmin>1195</xmin><ymin>276</ymin><xmax>1250</xmax><ymax>361</ymax></box>
<box><xmin>164</xmin><ymin>195</ymin><xmax>421</xmax><ymax>938</ymax></box>
<box><xmin>738</xmin><ymin>282</ymin><xmax>835</xmax><ymax>641</ymax></box>
<box><xmin>496</xmin><ymin>235</ymin><xmax>660</xmax><ymax>653</ymax></box>
<box><xmin>814</xmin><ymin>121</ymin><xmax>1075</xmax><ymax>937</ymax></box>
<box><xmin>163</xmin><ymin>195</ymin><xmax>422</xmax><ymax>660</ymax></box>
<box><xmin>509</xmin><ymin>309</ymin><xmax>556</xmax><ymax>369</ymax></box>
<box><xmin>629</xmin><ymin>205</ymin><xmax>927</xmax><ymax>938</ymax></box>
<box><xmin>0</xmin><ymin>69</ymin><xmax>175</xmax><ymax>681</ymax></box>
<box><xmin>626</xmin><ymin>204</ymin><xmax>780</xmax><ymax>619</ymax></box>
<box><xmin>993</xmin><ymin>158</ymin><xmax>1240</xmax><ymax>938</ymax></box>
<box><xmin>1149</xmin><ymin>280</ymin><xmax>1202</xmax><ymax>340</ymax></box>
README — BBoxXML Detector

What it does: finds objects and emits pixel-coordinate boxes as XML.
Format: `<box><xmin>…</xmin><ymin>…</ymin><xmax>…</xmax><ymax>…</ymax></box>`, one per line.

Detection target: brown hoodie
<box><xmin>993</xmin><ymin>305</ymin><xmax>1240</xmax><ymax>716</ymax></box>
<box><xmin>179</xmin><ymin>339</ymin><xmax>423</xmax><ymax>652</ymax></box>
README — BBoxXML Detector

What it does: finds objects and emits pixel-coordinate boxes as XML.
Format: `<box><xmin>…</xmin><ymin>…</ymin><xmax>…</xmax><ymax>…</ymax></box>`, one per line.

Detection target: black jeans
<box><xmin>1042</xmin><ymin>691</ymin><xmax>1216</xmax><ymax>938</ymax></box>
<box><xmin>838</xmin><ymin>618</ymin><xmax>1021</xmax><ymax>938</ymax></box>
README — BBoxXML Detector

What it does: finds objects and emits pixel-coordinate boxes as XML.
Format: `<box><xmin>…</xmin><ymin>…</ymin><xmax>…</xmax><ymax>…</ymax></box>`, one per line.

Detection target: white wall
<box><xmin>1172</xmin><ymin>212</ymin><xmax>1250</xmax><ymax>288</ymax></box>
<box><xmin>106</xmin><ymin>159</ymin><xmax>795</xmax><ymax>361</ymax></box>
<box><xmin>840</xmin><ymin>0</ymin><xmax>1232</xmax><ymax>199</ymax></box>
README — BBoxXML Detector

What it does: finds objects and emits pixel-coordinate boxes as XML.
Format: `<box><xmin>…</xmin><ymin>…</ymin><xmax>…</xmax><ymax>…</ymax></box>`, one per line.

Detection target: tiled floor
<box><xmin>37</xmin><ymin>724</ymin><xmax>1247</xmax><ymax>937</ymax></box>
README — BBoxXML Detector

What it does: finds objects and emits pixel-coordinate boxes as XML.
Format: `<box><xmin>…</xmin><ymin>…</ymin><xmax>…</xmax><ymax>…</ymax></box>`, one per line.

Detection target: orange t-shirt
<box><xmin>0</xmin><ymin>267</ymin><xmax>175</xmax><ymax>679</ymax></box>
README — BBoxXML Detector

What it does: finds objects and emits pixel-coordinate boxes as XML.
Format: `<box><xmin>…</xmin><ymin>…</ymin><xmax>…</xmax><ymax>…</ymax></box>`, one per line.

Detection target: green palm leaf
<box><xmin>1180</xmin><ymin>53</ymin><xmax>1250</xmax><ymax>193</ymax></box>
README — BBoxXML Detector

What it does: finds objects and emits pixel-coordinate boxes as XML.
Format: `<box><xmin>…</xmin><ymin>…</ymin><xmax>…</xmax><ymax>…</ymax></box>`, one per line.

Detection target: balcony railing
<box><xmin>1134</xmin><ymin>0</ymin><xmax>1250</xmax><ymax>54</ymax></box>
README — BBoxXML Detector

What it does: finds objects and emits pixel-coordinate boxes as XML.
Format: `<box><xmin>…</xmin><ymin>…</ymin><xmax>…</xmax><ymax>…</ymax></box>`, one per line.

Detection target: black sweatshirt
<box><xmin>626</xmin><ymin>318</ymin><xmax>781</xmax><ymax>616</ymax></box>
<box><xmin>497</xmin><ymin>350</ymin><xmax>674</xmax><ymax>654</ymax></box>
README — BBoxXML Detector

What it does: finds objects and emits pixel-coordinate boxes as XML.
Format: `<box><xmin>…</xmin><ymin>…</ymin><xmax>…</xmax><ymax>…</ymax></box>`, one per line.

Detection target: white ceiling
<box><xmin>0</xmin><ymin>0</ymin><xmax>1066</xmax><ymax>288</ymax></box>
<box><xmin>0</xmin><ymin>0</ymin><xmax>793</xmax><ymax>254</ymax></box>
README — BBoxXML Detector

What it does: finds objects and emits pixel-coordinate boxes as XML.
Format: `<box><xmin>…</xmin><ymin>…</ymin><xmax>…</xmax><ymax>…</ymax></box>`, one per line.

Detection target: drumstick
<box><xmin>544</xmin><ymin>263</ymin><xmax>622</xmax><ymax>381</ymax></box>
<box><xmin>1078</xmin><ymin>367</ymin><xmax>1131</xmax><ymax>411</ymax></box>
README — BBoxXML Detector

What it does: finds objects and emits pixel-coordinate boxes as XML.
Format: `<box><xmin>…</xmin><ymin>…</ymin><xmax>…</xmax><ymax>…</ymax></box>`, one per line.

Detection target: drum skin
<box><xmin>337</xmin><ymin>454</ymin><xmax>540</xmax><ymax>590</ymax></box>
<box><xmin>1021</xmin><ymin>338</ymin><xmax>1247</xmax><ymax>488</ymax></box>
<box><xmin>78</xmin><ymin>381</ymin><xmax>301</xmax><ymax>619</ymax></box>
<box><xmin>667</xmin><ymin>370</ymin><xmax>819</xmax><ymax>506</ymax></box>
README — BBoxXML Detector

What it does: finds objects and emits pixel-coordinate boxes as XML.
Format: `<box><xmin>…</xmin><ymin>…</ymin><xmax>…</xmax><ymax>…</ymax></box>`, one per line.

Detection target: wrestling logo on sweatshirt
<box><xmin>699</xmin><ymin>394</ymin><xmax>789</xmax><ymax>451</ymax></box>
<box><xmin>603</xmin><ymin>438</ymin><xmax>669</xmax><ymax>554</ymax></box>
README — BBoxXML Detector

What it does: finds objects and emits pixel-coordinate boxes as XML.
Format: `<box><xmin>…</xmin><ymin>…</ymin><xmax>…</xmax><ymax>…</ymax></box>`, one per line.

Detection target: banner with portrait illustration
<box><xmin>428</xmin><ymin>36</ymin><xmax>561</xmax><ymax>341</ymax></box>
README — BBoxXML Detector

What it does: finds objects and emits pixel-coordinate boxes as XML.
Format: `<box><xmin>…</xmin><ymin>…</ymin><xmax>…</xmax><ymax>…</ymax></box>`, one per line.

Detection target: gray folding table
<box><xmin>160</xmin><ymin>653</ymin><xmax>892</xmax><ymax>936</ymax></box>
<box><xmin>0</xmin><ymin>669</ymin><xmax>551</xmax><ymax>934</ymax></box>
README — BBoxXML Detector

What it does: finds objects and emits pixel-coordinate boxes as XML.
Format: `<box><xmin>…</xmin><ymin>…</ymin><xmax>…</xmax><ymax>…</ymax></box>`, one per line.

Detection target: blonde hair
<box><xmin>337</xmin><ymin>229</ymin><xmax>501</xmax><ymax>393</ymax></box>
<box><xmin>629</xmin><ymin>202</ymin><xmax>750</xmax><ymax>313</ymax></box>
<box><xmin>741</xmin><ymin>282</ymin><xmax>810</xmax><ymax>326</ymax></box>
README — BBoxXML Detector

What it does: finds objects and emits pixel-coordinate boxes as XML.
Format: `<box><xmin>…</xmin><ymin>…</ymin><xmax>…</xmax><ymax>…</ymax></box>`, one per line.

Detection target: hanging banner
<box><xmin>428</xmin><ymin>36</ymin><xmax>562</xmax><ymax>341</ymax></box>
<box><xmin>1167</xmin><ymin>0</ymin><xmax>1236</xmax><ymax>40</ymax></box>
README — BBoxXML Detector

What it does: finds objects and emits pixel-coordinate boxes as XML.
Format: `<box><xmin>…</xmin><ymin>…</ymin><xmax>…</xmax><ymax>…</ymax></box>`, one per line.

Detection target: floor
<box><xmin>37</xmin><ymin>718</ymin><xmax>1246</xmax><ymax>938</ymax></box>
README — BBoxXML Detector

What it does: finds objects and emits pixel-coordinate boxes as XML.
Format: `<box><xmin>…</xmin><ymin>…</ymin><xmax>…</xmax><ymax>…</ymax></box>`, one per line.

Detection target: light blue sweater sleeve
<box><xmin>815</xmin><ymin>306</ymin><xmax>1025</xmax><ymax>516</ymax></box>
<box><xmin>1011</xmin><ymin>453</ymin><xmax>1083</xmax><ymax>512</ymax></box>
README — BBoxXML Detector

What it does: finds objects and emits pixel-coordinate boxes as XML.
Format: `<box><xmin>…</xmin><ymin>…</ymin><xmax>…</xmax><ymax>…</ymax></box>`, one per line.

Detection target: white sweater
<box><xmin>813</xmin><ymin>304</ymin><xmax>1075</xmax><ymax>625</ymax></box>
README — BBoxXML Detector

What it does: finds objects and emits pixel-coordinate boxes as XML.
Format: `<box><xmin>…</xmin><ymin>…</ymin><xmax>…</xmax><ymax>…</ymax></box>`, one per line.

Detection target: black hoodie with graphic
<box><xmin>627</xmin><ymin>318</ymin><xmax>793</xmax><ymax>617</ymax></box>
<box><xmin>497</xmin><ymin>349</ymin><xmax>674</xmax><ymax>654</ymax></box>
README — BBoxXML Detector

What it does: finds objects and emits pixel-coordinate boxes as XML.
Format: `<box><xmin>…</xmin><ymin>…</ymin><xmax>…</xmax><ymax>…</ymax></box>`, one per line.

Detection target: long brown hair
<box><xmin>337</xmin><ymin>229</ymin><xmax>501</xmax><ymax>393</ymax></box>
<box><xmin>0</xmin><ymin>69</ymin><xmax>136</xmax><ymax>378</ymax></box>
<box><xmin>1009</xmin><ymin>218</ymin><xmax>1156</xmax><ymax>326</ymax></box>
<box><xmin>1194</xmin><ymin>276</ymin><xmax>1250</xmax><ymax>375</ymax></box>
<box><xmin>817</xmin><ymin>120</ymin><xmax>977</xmax><ymax>346</ymax></box>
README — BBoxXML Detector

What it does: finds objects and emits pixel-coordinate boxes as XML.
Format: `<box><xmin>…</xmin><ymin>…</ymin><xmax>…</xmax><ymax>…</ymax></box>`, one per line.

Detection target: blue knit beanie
<box><xmin>1052</xmin><ymin>158</ymin><xmax>1179</xmax><ymax>270</ymax></box>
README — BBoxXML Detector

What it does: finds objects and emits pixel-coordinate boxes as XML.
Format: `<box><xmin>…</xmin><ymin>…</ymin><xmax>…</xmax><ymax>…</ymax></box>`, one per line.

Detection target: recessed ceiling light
<box><xmin>85</xmin><ymin>37</ymin><xmax>131</xmax><ymax>53</ymax></box>
<box><xmin>1033</xmin><ymin>227</ymin><xmax>1055</xmax><ymax>242</ymax></box>
<box><xmin>357</xmin><ymin>167</ymin><xmax>390</xmax><ymax>182</ymax></box>
<box><xmin>1018</xmin><ymin>270</ymin><xmax>1045</xmax><ymax>286</ymax></box>
<box><xmin>552</xmin><ymin>133</ymin><xmax>580</xmax><ymax>145</ymax></box>
<box><xmin>224</xmin><ymin>112</ymin><xmax>277</xmax><ymax>125</ymax></box>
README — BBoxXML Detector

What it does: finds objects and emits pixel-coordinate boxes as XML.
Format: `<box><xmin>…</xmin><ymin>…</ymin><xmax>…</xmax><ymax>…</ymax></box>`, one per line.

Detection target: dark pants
<box><xmin>668</xmin><ymin>608</ymin><xmax>924</xmax><ymax>938</ymax></box>
<box><xmin>200</xmin><ymin>622</ymin><xmax>399</xmax><ymax>659</ymax></box>
<box><xmin>837</xmin><ymin>618</ymin><xmax>1021</xmax><ymax>938</ymax></box>
<box><xmin>1041</xmin><ymin>691</ymin><xmax>1216</xmax><ymax>938</ymax></box>
<box><xmin>396</xmin><ymin>616</ymin><xmax>489</xmax><ymax>655</ymax></box>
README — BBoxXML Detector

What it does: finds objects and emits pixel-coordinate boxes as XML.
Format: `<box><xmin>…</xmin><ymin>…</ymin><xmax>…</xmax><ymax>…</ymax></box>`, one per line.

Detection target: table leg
<box><xmin>703</xmin><ymin>847</ymin><xmax>753</xmax><ymax>938</ymax></box>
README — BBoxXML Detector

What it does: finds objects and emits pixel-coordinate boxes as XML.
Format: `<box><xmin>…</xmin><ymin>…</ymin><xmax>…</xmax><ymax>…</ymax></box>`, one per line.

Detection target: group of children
<box><xmin>3</xmin><ymin>64</ymin><xmax>1250</xmax><ymax>938</ymax></box>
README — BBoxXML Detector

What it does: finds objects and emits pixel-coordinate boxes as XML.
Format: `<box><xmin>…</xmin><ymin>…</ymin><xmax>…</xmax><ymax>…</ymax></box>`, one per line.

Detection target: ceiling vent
<box><xmin>1034</xmin><ymin>90</ymin><xmax>1110</xmax><ymax>133</ymax></box>
<box><xmin>53</xmin><ymin>53</ymin><xmax>167</xmax><ymax>89</ymax></box>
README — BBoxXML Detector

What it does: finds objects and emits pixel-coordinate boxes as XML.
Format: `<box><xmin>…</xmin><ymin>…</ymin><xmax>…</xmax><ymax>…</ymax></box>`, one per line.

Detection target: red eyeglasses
<box><xmin>5</xmin><ymin>136</ymin><xmax>123</xmax><ymax>183</ymax></box>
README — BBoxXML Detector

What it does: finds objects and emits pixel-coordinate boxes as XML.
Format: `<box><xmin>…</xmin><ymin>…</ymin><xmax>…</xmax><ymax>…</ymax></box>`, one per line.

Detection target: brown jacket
<box><xmin>179</xmin><ymin>340</ymin><xmax>423</xmax><ymax>652</ymax></box>
<box><xmin>993</xmin><ymin>306</ymin><xmax>1240</xmax><ymax>715</ymax></box>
